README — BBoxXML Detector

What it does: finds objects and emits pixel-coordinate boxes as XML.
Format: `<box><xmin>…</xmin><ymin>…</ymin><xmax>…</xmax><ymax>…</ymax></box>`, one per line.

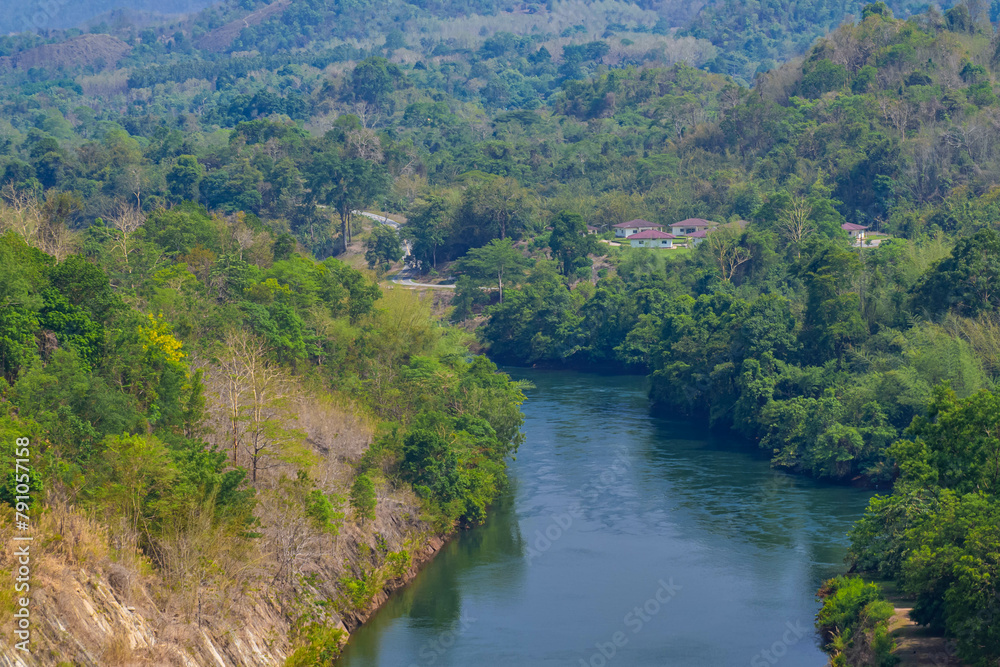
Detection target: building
<box><xmin>841</xmin><ymin>223</ymin><xmax>869</xmax><ymax>241</ymax></box>
<box><xmin>687</xmin><ymin>229</ymin><xmax>709</xmax><ymax>247</ymax></box>
<box><xmin>629</xmin><ymin>230</ymin><xmax>676</xmax><ymax>249</ymax></box>
<box><xmin>670</xmin><ymin>218</ymin><xmax>716</xmax><ymax>236</ymax></box>
<box><xmin>613</xmin><ymin>219</ymin><xmax>664</xmax><ymax>238</ymax></box>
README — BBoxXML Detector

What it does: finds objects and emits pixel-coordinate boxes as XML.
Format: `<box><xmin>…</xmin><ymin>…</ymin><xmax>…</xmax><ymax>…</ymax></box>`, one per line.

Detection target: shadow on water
<box><xmin>337</xmin><ymin>368</ymin><xmax>872</xmax><ymax>667</ymax></box>
<box><xmin>337</xmin><ymin>490</ymin><xmax>525</xmax><ymax>665</ymax></box>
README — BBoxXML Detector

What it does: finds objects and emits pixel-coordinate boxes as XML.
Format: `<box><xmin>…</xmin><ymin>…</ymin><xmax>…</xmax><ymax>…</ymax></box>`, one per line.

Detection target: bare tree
<box><xmin>0</xmin><ymin>183</ymin><xmax>42</xmax><ymax>243</ymax></box>
<box><xmin>346</xmin><ymin>127</ymin><xmax>384</xmax><ymax>163</ymax></box>
<box><xmin>706</xmin><ymin>221</ymin><xmax>752</xmax><ymax>282</ymax></box>
<box><xmin>258</xmin><ymin>486</ymin><xmax>326</xmax><ymax>586</ymax></box>
<box><xmin>352</xmin><ymin>101</ymin><xmax>382</xmax><ymax>129</ymax></box>
<box><xmin>0</xmin><ymin>184</ymin><xmax>79</xmax><ymax>260</ymax></box>
<box><xmin>213</xmin><ymin>331</ymin><xmax>308</xmax><ymax>483</ymax></box>
<box><xmin>778</xmin><ymin>196</ymin><xmax>814</xmax><ymax>258</ymax></box>
<box><xmin>106</xmin><ymin>201</ymin><xmax>146</xmax><ymax>272</ymax></box>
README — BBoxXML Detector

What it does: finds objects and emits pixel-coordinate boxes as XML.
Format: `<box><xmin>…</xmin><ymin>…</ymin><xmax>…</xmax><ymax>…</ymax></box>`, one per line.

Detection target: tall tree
<box><xmin>705</xmin><ymin>221</ymin><xmax>752</xmax><ymax>282</ymax></box>
<box><xmin>364</xmin><ymin>224</ymin><xmax>403</xmax><ymax>276</ymax></box>
<box><xmin>455</xmin><ymin>237</ymin><xmax>529</xmax><ymax>304</ymax></box>
<box><xmin>454</xmin><ymin>177</ymin><xmax>533</xmax><ymax>251</ymax></box>
<box><xmin>404</xmin><ymin>194</ymin><xmax>452</xmax><ymax>270</ymax></box>
<box><xmin>548</xmin><ymin>210</ymin><xmax>597</xmax><ymax>276</ymax></box>
<box><xmin>307</xmin><ymin>153</ymin><xmax>390</xmax><ymax>253</ymax></box>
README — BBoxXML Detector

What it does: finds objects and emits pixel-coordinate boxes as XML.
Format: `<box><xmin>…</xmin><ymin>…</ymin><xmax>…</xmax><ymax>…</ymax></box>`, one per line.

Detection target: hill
<box><xmin>0</xmin><ymin>33</ymin><xmax>130</xmax><ymax>71</ymax></box>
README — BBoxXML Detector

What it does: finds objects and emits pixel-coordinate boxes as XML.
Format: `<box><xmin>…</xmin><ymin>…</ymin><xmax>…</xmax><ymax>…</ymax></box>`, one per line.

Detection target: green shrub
<box><xmin>817</xmin><ymin>576</ymin><xmax>896</xmax><ymax>667</ymax></box>
<box><xmin>349</xmin><ymin>473</ymin><xmax>377</xmax><ymax>523</ymax></box>
<box><xmin>285</xmin><ymin>625</ymin><xmax>346</xmax><ymax>667</ymax></box>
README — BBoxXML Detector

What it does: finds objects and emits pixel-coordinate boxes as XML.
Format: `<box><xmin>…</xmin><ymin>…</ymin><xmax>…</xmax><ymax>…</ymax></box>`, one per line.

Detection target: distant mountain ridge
<box><xmin>1</xmin><ymin>0</ymin><xmax>219</xmax><ymax>35</ymax></box>
<box><xmin>0</xmin><ymin>33</ymin><xmax>130</xmax><ymax>70</ymax></box>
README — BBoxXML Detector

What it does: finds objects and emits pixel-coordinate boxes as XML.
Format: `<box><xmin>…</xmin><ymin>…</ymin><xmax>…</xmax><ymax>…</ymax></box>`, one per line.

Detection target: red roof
<box><xmin>841</xmin><ymin>223</ymin><xmax>869</xmax><ymax>231</ymax></box>
<box><xmin>613</xmin><ymin>219</ymin><xmax>662</xmax><ymax>228</ymax></box>
<box><xmin>630</xmin><ymin>230</ymin><xmax>676</xmax><ymax>240</ymax></box>
<box><xmin>688</xmin><ymin>229</ymin><xmax>709</xmax><ymax>238</ymax></box>
<box><xmin>671</xmin><ymin>218</ymin><xmax>716</xmax><ymax>228</ymax></box>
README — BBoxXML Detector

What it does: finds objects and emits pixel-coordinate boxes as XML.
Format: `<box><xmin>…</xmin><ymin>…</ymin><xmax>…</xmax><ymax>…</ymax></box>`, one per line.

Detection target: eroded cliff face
<box><xmin>0</xmin><ymin>488</ymin><xmax>445</xmax><ymax>667</ymax></box>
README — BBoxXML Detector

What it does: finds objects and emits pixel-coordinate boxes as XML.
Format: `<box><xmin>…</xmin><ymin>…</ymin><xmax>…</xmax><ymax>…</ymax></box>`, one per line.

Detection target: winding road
<box><xmin>355</xmin><ymin>211</ymin><xmax>456</xmax><ymax>289</ymax></box>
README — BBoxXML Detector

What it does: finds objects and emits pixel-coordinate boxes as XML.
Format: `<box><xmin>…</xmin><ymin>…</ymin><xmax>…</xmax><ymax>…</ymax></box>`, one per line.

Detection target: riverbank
<box><xmin>337</xmin><ymin>368</ymin><xmax>875</xmax><ymax>667</ymax></box>
<box><xmin>880</xmin><ymin>581</ymin><xmax>963</xmax><ymax>667</ymax></box>
<box><xmin>0</xmin><ymin>488</ymin><xmax>454</xmax><ymax>667</ymax></box>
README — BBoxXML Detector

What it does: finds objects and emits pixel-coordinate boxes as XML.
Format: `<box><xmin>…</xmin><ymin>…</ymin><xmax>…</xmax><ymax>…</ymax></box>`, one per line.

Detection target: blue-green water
<box><xmin>337</xmin><ymin>369</ymin><xmax>873</xmax><ymax>666</ymax></box>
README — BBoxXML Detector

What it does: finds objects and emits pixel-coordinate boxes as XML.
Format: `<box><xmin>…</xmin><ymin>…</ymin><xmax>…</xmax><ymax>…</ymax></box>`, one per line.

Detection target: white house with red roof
<box><xmin>629</xmin><ymin>229</ymin><xmax>677</xmax><ymax>249</ymax></box>
<box><xmin>687</xmin><ymin>229</ymin><xmax>709</xmax><ymax>246</ymax></box>
<box><xmin>670</xmin><ymin>218</ymin><xmax>717</xmax><ymax>236</ymax></box>
<box><xmin>613</xmin><ymin>219</ymin><xmax>664</xmax><ymax>238</ymax></box>
<box><xmin>841</xmin><ymin>222</ymin><xmax>869</xmax><ymax>241</ymax></box>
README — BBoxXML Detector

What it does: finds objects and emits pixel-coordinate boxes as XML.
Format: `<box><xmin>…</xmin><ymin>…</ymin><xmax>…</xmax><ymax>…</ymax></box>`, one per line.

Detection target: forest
<box><xmin>1</xmin><ymin>0</ymin><xmax>1000</xmax><ymax>664</ymax></box>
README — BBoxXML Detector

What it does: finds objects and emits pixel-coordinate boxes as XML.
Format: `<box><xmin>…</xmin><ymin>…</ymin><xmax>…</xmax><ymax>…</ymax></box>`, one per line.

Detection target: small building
<box><xmin>629</xmin><ymin>230</ymin><xmax>676</xmax><ymax>249</ymax></box>
<box><xmin>670</xmin><ymin>218</ymin><xmax>717</xmax><ymax>236</ymax></box>
<box><xmin>842</xmin><ymin>222</ymin><xmax>869</xmax><ymax>241</ymax></box>
<box><xmin>687</xmin><ymin>229</ymin><xmax>709</xmax><ymax>247</ymax></box>
<box><xmin>586</xmin><ymin>225</ymin><xmax>601</xmax><ymax>235</ymax></box>
<box><xmin>613</xmin><ymin>219</ymin><xmax>663</xmax><ymax>238</ymax></box>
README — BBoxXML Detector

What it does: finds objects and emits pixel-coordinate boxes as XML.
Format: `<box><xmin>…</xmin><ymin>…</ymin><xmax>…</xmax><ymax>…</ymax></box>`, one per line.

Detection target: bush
<box><xmin>817</xmin><ymin>576</ymin><xmax>896</xmax><ymax>667</ymax></box>
<box><xmin>285</xmin><ymin>625</ymin><xmax>346</xmax><ymax>667</ymax></box>
<box><xmin>349</xmin><ymin>473</ymin><xmax>377</xmax><ymax>523</ymax></box>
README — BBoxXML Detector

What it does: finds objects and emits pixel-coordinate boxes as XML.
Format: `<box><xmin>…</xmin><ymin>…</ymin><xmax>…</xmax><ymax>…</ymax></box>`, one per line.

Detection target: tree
<box><xmin>167</xmin><ymin>155</ymin><xmax>202</xmax><ymax>203</ymax></box>
<box><xmin>349</xmin><ymin>473</ymin><xmax>376</xmax><ymax>523</ymax></box>
<box><xmin>404</xmin><ymin>194</ymin><xmax>452</xmax><ymax>269</ymax></box>
<box><xmin>917</xmin><ymin>228</ymin><xmax>1000</xmax><ymax>317</ymax></box>
<box><xmin>307</xmin><ymin>153</ymin><xmax>390</xmax><ymax>253</ymax></box>
<box><xmin>453</xmin><ymin>177</ymin><xmax>533</xmax><ymax>251</ymax></box>
<box><xmin>213</xmin><ymin>331</ymin><xmax>309</xmax><ymax>484</ymax></box>
<box><xmin>548</xmin><ymin>210</ymin><xmax>597</xmax><ymax>276</ymax></box>
<box><xmin>799</xmin><ymin>243</ymin><xmax>867</xmax><ymax>359</ymax></box>
<box><xmin>105</xmin><ymin>201</ymin><xmax>146</xmax><ymax>274</ymax></box>
<box><xmin>364</xmin><ymin>224</ymin><xmax>403</xmax><ymax>276</ymax></box>
<box><xmin>346</xmin><ymin>57</ymin><xmax>400</xmax><ymax>111</ymax></box>
<box><xmin>705</xmin><ymin>221</ymin><xmax>752</xmax><ymax>282</ymax></box>
<box><xmin>455</xmin><ymin>238</ymin><xmax>529</xmax><ymax>304</ymax></box>
<box><xmin>778</xmin><ymin>196</ymin><xmax>813</xmax><ymax>258</ymax></box>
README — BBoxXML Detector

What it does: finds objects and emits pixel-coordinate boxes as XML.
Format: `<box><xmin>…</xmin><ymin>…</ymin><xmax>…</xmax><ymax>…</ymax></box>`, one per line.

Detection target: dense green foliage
<box><xmin>846</xmin><ymin>387</ymin><xmax>1000</xmax><ymax>665</ymax></box>
<box><xmin>5</xmin><ymin>0</ymin><xmax>1000</xmax><ymax>661</ymax></box>
<box><xmin>816</xmin><ymin>576</ymin><xmax>896</xmax><ymax>667</ymax></box>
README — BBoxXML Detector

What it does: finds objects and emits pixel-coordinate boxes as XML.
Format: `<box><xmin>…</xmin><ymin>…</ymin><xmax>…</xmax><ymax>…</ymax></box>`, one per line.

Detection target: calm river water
<box><xmin>337</xmin><ymin>369</ymin><xmax>873</xmax><ymax>666</ymax></box>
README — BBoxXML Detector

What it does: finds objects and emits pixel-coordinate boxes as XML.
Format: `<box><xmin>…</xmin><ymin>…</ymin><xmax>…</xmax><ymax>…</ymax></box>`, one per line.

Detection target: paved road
<box><xmin>355</xmin><ymin>210</ymin><xmax>401</xmax><ymax>230</ymax></box>
<box><xmin>355</xmin><ymin>210</ymin><xmax>456</xmax><ymax>289</ymax></box>
<box><xmin>390</xmin><ymin>272</ymin><xmax>456</xmax><ymax>289</ymax></box>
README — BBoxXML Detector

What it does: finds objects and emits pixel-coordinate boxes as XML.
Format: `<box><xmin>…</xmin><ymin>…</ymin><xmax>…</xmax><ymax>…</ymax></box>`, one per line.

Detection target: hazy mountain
<box><xmin>1</xmin><ymin>0</ymin><xmax>219</xmax><ymax>35</ymax></box>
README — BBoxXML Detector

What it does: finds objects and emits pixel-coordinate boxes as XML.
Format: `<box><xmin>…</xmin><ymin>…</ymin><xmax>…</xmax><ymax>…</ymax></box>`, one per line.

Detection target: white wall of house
<box><xmin>630</xmin><ymin>239</ymin><xmax>674</xmax><ymax>248</ymax></box>
<box><xmin>616</xmin><ymin>226</ymin><xmax>663</xmax><ymax>238</ymax></box>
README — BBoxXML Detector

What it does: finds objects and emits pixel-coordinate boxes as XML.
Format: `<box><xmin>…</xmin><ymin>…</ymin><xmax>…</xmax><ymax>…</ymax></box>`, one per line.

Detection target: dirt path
<box><xmin>885</xmin><ymin>596</ymin><xmax>961</xmax><ymax>666</ymax></box>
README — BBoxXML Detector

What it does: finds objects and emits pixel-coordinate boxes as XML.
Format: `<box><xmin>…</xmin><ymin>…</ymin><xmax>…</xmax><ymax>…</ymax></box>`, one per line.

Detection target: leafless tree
<box><xmin>212</xmin><ymin>331</ymin><xmax>307</xmax><ymax>483</ymax></box>
<box><xmin>0</xmin><ymin>183</ymin><xmax>79</xmax><ymax>260</ymax></box>
<box><xmin>352</xmin><ymin>101</ymin><xmax>382</xmax><ymax>129</ymax></box>
<box><xmin>107</xmin><ymin>201</ymin><xmax>146</xmax><ymax>272</ymax></box>
<box><xmin>778</xmin><ymin>196</ymin><xmax>814</xmax><ymax>258</ymax></box>
<box><xmin>347</xmin><ymin>127</ymin><xmax>384</xmax><ymax>163</ymax></box>
<box><xmin>706</xmin><ymin>221</ymin><xmax>752</xmax><ymax>282</ymax></box>
<box><xmin>1</xmin><ymin>183</ymin><xmax>42</xmax><ymax>242</ymax></box>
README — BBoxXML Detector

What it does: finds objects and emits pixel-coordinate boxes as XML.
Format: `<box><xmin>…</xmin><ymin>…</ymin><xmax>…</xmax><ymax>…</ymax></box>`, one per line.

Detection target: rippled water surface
<box><xmin>337</xmin><ymin>369</ymin><xmax>873</xmax><ymax>666</ymax></box>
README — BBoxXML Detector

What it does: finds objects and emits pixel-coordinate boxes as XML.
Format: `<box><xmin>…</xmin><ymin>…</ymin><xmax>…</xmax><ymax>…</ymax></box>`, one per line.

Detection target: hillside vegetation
<box><xmin>1</xmin><ymin>0</ymin><xmax>1000</xmax><ymax>664</ymax></box>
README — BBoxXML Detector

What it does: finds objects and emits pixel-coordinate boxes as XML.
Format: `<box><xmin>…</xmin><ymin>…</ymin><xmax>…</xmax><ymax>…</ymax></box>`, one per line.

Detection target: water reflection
<box><xmin>337</xmin><ymin>369</ymin><xmax>871</xmax><ymax>667</ymax></box>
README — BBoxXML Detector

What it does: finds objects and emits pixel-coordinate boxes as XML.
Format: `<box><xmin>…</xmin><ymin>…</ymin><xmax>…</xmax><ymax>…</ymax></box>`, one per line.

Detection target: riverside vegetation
<box><xmin>1</xmin><ymin>0</ymin><xmax>1000</xmax><ymax>664</ymax></box>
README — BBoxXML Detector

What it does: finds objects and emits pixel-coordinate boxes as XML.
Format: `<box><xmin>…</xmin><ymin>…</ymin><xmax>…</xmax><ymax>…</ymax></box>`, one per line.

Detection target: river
<box><xmin>337</xmin><ymin>369</ymin><xmax>873</xmax><ymax>667</ymax></box>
